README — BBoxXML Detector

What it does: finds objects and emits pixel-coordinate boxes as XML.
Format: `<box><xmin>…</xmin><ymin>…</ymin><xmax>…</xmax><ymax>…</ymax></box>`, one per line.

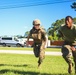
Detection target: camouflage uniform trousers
<box><xmin>33</xmin><ymin>42</ymin><xmax>45</xmax><ymax>65</ymax></box>
<box><xmin>62</xmin><ymin>44</ymin><xmax>76</xmax><ymax>69</ymax></box>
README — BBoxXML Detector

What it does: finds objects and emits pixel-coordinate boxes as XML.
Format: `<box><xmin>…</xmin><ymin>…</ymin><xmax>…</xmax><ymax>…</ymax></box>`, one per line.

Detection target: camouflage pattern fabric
<box><xmin>33</xmin><ymin>42</ymin><xmax>45</xmax><ymax>64</ymax></box>
<box><xmin>62</xmin><ymin>42</ymin><xmax>76</xmax><ymax>65</ymax></box>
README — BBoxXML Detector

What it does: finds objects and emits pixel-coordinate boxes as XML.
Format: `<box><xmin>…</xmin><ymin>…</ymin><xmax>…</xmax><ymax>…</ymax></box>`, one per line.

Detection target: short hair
<box><xmin>65</xmin><ymin>16</ymin><xmax>73</xmax><ymax>24</ymax></box>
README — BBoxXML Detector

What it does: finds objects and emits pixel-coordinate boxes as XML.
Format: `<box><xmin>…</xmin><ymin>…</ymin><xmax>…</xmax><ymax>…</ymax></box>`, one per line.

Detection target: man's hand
<box><xmin>71</xmin><ymin>46</ymin><xmax>76</xmax><ymax>51</ymax></box>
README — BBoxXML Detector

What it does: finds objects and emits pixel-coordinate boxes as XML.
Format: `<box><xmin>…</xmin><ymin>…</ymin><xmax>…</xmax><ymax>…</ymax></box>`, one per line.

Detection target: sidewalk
<box><xmin>0</xmin><ymin>50</ymin><xmax>62</xmax><ymax>56</ymax></box>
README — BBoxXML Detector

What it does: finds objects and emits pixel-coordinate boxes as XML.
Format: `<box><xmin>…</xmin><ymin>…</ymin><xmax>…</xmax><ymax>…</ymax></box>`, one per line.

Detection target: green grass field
<box><xmin>0</xmin><ymin>47</ymin><xmax>61</xmax><ymax>52</ymax></box>
<box><xmin>0</xmin><ymin>53</ymin><xmax>75</xmax><ymax>75</ymax></box>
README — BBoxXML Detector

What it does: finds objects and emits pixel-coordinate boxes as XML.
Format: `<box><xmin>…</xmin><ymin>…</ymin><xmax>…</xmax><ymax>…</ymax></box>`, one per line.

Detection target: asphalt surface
<box><xmin>0</xmin><ymin>50</ymin><xmax>62</xmax><ymax>56</ymax></box>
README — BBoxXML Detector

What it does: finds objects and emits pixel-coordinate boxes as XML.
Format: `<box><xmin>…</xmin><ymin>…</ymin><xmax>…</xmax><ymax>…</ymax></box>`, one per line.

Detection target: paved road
<box><xmin>0</xmin><ymin>50</ymin><xmax>62</xmax><ymax>56</ymax></box>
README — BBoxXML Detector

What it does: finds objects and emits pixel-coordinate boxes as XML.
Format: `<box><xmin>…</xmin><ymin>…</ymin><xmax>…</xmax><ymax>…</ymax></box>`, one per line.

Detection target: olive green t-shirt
<box><xmin>59</xmin><ymin>24</ymin><xmax>76</xmax><ymax>45</ymax></box>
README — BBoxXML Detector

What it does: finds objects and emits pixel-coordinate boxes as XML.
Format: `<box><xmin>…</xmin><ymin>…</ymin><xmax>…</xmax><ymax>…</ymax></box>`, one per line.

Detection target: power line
<box><xmin>0</xmin><ymin>0</ymin><xmax>76</xmax><ymax>9</ymax></box>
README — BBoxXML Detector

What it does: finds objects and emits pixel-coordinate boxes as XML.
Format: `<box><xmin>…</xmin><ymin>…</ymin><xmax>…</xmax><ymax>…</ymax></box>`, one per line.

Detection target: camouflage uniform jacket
<box><xmin>28</xmin><ymin>27</ymin><xmax>46</xmax><ymax>43</ymax></box>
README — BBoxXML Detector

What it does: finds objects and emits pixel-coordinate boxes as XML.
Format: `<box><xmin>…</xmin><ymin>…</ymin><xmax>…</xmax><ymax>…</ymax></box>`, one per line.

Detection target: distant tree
<box><xmin>48</xmin><ymin>35</ymin><xmax>53</xmax><ymax>40</ymax></box>
<box><xmin>24</xmin><ymin>31</ymin><xmax>29</xmax><ymax>37</ymax></box>
<box><xmin>73</xmin><ymin>17</ymin><xmax>76</xmax><ymax>24</ymax></box>
<box><xmin>71</xmin><ymin>2</ymin><xmax>76</xmax><ymax>11</ymax></box>
<box><xmin>47</xmin><ymin>19</ymin><xmax>65</xmax><ymax>36</ymax></box>
<box><xmin>16</xmin><ymin>35</ymin><xmax>24</xmax><ymax>38</ymax></box>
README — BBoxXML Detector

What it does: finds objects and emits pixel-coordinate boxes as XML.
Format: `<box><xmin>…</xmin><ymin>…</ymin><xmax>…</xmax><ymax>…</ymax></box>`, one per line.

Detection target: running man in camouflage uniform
<box><xmin>58</xmin><ymin>16</ymin><xmax>76</xmax><ymax>74</ymax></box>
<box><xmin>26</xmin><ymin>19</ymin><xmax>47</xmax><ymax>68</ymax></box>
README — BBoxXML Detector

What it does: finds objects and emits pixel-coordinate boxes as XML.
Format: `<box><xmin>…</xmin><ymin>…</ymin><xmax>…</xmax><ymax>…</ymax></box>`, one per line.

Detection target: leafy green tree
<box><xmin>71</xmin><ymin>2</ymin><xmax>76</xmax><ymax>11</ymax></box>
<box><xmin>47</xmin><ymin>19</ymin><xmax>65</xmax><ymax>36</ymax></box>
<box><xmin>48</xmin><ymin>35</ymin><xmax>53</xmax><ymax>40</ymax></box>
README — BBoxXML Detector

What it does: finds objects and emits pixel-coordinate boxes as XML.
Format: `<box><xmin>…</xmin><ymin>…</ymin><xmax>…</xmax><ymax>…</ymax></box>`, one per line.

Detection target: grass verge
<box><xmin>0</xmin><ymin>53</ymin><xmax>74</xmax><ymax>75</ymax></box>
<box><xmin>0</xmin><ymin>47</ymin><xmax>61</xmax><ymax>52</ymax></box>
